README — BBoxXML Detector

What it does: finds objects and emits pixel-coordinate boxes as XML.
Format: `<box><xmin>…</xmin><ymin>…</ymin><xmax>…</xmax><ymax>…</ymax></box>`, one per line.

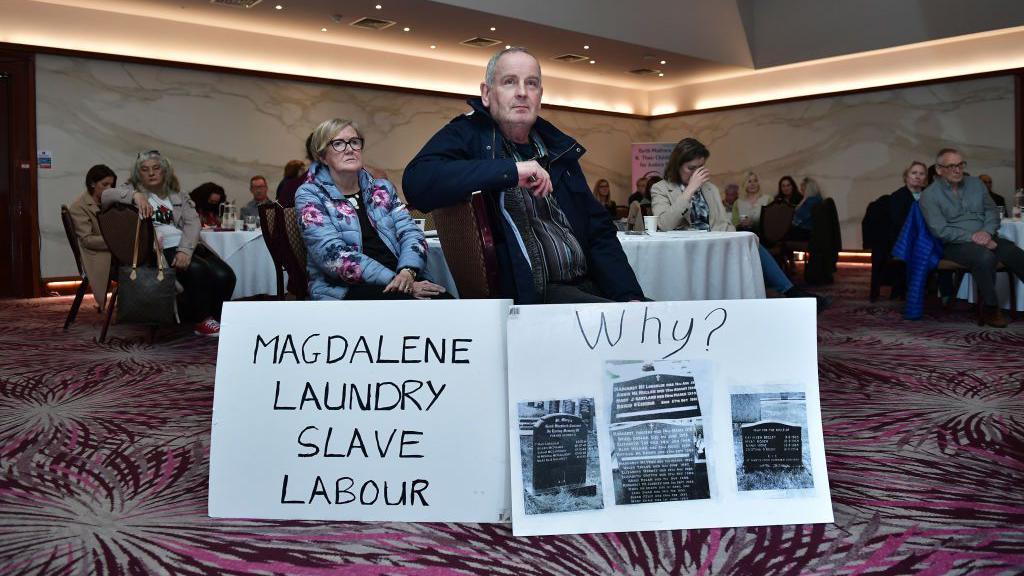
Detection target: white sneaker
<box><xmin>194</xmin><ymin>318</ymin><xmax>221</xmax><ymax>337</ymax></box>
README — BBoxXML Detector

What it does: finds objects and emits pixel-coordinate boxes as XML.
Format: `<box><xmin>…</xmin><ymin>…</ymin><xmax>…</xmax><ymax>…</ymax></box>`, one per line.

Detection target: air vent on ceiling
<box><xmin>461</xmin><ymin>37</ymin><xmax>502</xmax><ymax>48</ymax></box>
<box><xmin>553</xmin><ymin>53</ymin><xmax>588</xmax><ymax>63</ymax></box>
<box><xmin>350</xmin><ymin>17</ymin><xmax>397</xmax><ymax>30</ymax></box>
<box><xmin>209</xmin><ymin>0</ymin><xmax>263</xmax><ymax>8</ymax></box>
<box><xmin>629</xmin><ymin>68</ymin><xmax>661</xmax><ymax>76</ymax></box>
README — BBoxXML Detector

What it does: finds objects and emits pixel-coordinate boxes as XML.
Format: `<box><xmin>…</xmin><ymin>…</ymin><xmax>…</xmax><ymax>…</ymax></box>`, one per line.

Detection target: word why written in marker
<box><xmin>253</xmin><ymin>333</ymin><xmax>474</xmax><ymax>365</ymax></box>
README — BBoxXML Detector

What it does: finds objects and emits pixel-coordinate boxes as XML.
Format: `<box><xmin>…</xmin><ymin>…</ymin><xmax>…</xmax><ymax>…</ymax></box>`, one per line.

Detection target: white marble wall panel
<box><xmin>36</xmin><ymin>54</ymin><xmax>648</xmax><ymax>277</ymax></box>
<box><xmin>650</xmin><ymin>76</ymin><xmax>1016</xmax><ymax>249</ymax></box>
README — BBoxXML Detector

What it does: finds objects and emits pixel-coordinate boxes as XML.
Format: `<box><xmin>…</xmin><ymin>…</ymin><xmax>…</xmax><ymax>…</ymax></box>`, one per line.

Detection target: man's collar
<box><xmin>466</xmin><ymin>96</ymin><xmax>577</xmax><ymax>158</ymax></box>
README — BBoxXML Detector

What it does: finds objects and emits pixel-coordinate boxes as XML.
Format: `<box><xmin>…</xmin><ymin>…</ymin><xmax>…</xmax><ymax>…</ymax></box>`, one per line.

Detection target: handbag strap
<box><xmin>129</xmin><ymin>210</ymin><xmax>166</xmax><ymax>282</ymax></box>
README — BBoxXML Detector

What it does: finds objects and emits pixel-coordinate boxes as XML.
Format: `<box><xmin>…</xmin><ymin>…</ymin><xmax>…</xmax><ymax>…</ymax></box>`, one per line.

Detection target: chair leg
<box><xmin>147</xmin><ymin>325</ymin><xmax>158</xmax><ymax>345</ymax></box>
<box><xmin>1006</xmin><ymin>271</ymin><xmax>1018</xmax><ymax>321</ymax></box>
<box><xmin>99</xmin><ymin>285</ymin><xmax>118</xmax><ymax>343</ymax></box>
<box><xmin>64</xmin><ymin>279</ymin><xmax>89</xmax><ymax>330</ymax></box>
<box><xmin>972</xmin><ymin>275</ymin><xmax>984</xmax><ymax>326</ymax></box>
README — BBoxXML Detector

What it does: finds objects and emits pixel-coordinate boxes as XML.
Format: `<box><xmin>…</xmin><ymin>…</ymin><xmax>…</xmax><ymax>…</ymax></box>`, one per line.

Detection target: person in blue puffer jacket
<box><xmin>295</xmin><ymin>118</ymin><xmax>447</xmax><ymax>301</ymax></box>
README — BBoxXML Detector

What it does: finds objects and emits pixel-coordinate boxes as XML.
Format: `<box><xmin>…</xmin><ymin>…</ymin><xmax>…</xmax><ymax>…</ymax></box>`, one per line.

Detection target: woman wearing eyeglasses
<box><xmin>101</xmin><ymin>151</ymin><xmax>236</xmax><ymax>336</ymax></box>
<box><xmin>295</xmin><ymin>118</ymin><xmax>446</xmax><ymax>300</ymax></box>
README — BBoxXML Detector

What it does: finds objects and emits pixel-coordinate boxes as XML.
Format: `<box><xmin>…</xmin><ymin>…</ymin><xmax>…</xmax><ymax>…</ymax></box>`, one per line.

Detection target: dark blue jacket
<box><xmin>403</xmin><ymin>98</ymin><xmax>644</xmax><ymax>304</ymax></box>
<box><xmin>891</xmin><ymin>202</ymin><xmax>943</xmax><ymax>320</ymax></box>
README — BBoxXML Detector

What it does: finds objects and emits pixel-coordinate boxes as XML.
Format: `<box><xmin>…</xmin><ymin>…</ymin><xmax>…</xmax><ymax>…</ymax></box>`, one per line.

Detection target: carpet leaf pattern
<box><xmin>1</xmin><ymin>271</ymin><xmax>1022</xmax><ymax>575</ymax></box>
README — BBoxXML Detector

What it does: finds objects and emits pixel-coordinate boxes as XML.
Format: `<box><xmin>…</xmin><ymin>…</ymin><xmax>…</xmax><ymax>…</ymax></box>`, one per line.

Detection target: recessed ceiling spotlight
<box><xmin>583</xmin><ymin>45</ymin><xmax>590</xmax><ymax>50</ymax></box>
<box><xmin>321</xmin><ymin>27</ymin><xmax>328</xmax><ymax>32</ymax></box>
<box><xmin>490</xmin><ymin>27</ymin><xmax>496</xmax><ymax>31</ymax></box>
<box><xmin>274</xmin><ymin>4</ymin><xmax>282</xmax><ymax>9</ymax></box>
<box><xmin>660</xmin><ymin>60</ymin><xmax>666</xmax><ymax>65</ymax></box>
<box><xmin>658</xmin><ymin>72</ymin><xmax>664</xmax><ymax>77</ymax></box>
<box><xmin>403</xmin><ymin>26</ymin><xmax>411</xmax><ymax>32</ymax></box>
<box><xmin>375</xmin><ymin>4</ymin><xmax>382</xmax><ymax>9</ymax></box>
<box><xmin>589</xmin><ymin>60</ymin><xmax>595</xmax><ymax>64</ymax></box>
<box><xmin>430</xmin><ymin>44</ymin><xmax>436</xmax><ymax>49</ymax></box>
<box><xmin>505</xmin><ymin>45</ymin><xmax>511</xmax><ymax>49</ymax></box>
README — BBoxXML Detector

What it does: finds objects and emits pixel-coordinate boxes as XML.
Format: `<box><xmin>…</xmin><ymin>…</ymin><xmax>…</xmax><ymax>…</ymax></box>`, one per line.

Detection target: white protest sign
<box><xmin>209</xmin><ymin>299</ymin><xmax>513</xmax><ymax>522</ymax></box>
<box><xmin>507</xmin><ymin>299</ymin><xmax>832</xmax><ymax>536</ymax></box>
<box><xmin>631</xmin><ymin>142</ymin><xmax>675</xmax><ymax>186</ymax></box>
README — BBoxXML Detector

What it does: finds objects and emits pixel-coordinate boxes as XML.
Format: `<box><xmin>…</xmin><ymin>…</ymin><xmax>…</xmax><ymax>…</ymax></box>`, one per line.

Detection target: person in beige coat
<box><xmin>650</xmin><ymin>137</ymin><xmax>832</xmax><ymax>311</ymax></box>
<box><xmin>102</xmin><ymin>151</ymin><xmax>235</xmax><ymax>336</ymax></box>
<box><xmin>68</xmin><ymin>164</ymin><xmax>118</xmax><ymax>310</ymax></box>
<box><xmin>650</xmin><ymin>138</ymin><xmax>732</xmax><ymax>233</ymax></box>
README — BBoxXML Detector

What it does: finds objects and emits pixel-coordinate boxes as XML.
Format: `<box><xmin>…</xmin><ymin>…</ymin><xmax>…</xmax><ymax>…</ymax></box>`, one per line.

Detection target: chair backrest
<box><xmin>60</xmin><ymin>205</ymin><xmax>86</xmax><ymax>276</ymax></box>
<box><xmin>432</xmin><ymin>191</ymin><xmax>499</xmax><ymax>298</ymax></box>
<box><xmin>97</xmin><ymin>203</ymin><xmax>158</xmax><ymax>267</ymax></box>
<box><xmin>759</xmin><ymin>202</ymin><xmax>794</xmax><ymax>245</ymax></box>
<box><xmin>259</xmin><ymin>202</ymin><xmax>287</xmax><ymax>270</ymax></box>
<box><xmin>281</xmin><ymin>206</ymin><xmax>310</xmax><ymax>299</ymax></box>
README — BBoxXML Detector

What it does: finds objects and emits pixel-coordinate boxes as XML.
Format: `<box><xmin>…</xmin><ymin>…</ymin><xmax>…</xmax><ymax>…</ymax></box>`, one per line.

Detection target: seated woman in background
<box><xmin>774</xmin><ymin>175</ymin><xmax>803</xmax><ymax>207</ymax></box>
<box><xmin>592</xmin><ymin>178</ymin><xmax>618</xmax><ymax>219</ymax></box>
<box><xmin>627</xmin><ymin>176</ymin><xmax>660</xmax><ymax>231</ymax></box>
<box><xmin>68</xmin><ymin>164</ymin><xmax>117</xmax><ymax>311</ymax></box>
<box><xmin>276</xmin><ymin>159</ymin><xmax>307</xmax><ymax>208</ymax></box>
<box><xmin>651</xmin><ymin>138</ymin><xmax>831</xmax><ymax>311</ymax></box>
<box><xmin>295</xmin><ymin>118</ymin><xmax>447</xmax><ymax>301</ymax></box>
<box><xmin>787</xmin><ymin>177</ymin><xmax>824</xmax><ymax>241</ymax></box>
<box><xmin>190</xmin><ymin>181</ymin><xmax>227</xmax><ymax>228</ymax></box>
<box><xmin>102</xmin><ymin>151</ymin><xmax>236</xmax><ymax>336</ymax></box>
<box><xmin>732</xmin><ymin>171</ymin><xmax>771</xmax><ymax>232</ymax></box>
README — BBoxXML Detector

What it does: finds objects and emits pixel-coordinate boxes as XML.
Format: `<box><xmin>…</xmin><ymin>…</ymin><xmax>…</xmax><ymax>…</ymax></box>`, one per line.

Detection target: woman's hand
<box><xmin>383</xmin><ymin>268</ymin><xmax>415</xmax><ymax>294</ymax></box>
<box><xmin>684</xmin><ymin>167</ymin><xmax>710</xmax><ymax>196</ymax></box>
<box><xmin>411</xmin><ymin>280</ymin><xmax>446</xmax><ymax>300</ymax></box>
<box><xmin>172</xmin><ymin>251</ymin><xmax>191</xmax><ymax>271</ymax></box>
<box><xmin>133</xmin><ymin>191</ymin><xmax>154</xmax><ymax>219</ymax></box>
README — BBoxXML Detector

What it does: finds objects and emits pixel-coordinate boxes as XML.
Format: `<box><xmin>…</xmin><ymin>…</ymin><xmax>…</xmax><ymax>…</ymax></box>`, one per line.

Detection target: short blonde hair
<box><xmin>742</xmin><ymin>171</ymin><xmax>760</xmax><ymax>196</ymax></box>
<box><xmin>307</xmin><ymin>118</ymin><xmax>363</xmax><ymax>161</ymax></box>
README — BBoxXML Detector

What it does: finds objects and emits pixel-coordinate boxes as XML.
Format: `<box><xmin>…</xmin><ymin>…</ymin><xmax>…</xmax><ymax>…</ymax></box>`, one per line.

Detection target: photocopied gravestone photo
<box><xmin>605</xmin><ymin>360</ymin><xmax>711</xmax><ymax>505</ymax></box>
<box><xmin>517</xmin><ymin>398</ymin><xmax>604</xmax><ymax>515</ymax></box>
<box><xmin>731</xmin><ymin>392</ymin><xmax>814</xmax><ymax>494</ymax></box>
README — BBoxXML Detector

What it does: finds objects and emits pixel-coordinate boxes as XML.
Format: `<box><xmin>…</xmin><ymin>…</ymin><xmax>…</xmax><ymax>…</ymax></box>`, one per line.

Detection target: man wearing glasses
<box><xmin>920</xmin><ymin>148</ymin><xmax>1024</xmax><ymax>327</ymax></box>
<box><xmin>403</xmin><ymin>47</ymin><xmax>644</xmax><ymax>304</ymax></box>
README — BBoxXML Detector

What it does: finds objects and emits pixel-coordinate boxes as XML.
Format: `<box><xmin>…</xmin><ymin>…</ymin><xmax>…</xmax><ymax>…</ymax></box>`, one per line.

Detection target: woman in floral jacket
<box><xmin>295</xmin><ymin>118</ymin><xmax>447</xmax><ymax>301</ymax></box>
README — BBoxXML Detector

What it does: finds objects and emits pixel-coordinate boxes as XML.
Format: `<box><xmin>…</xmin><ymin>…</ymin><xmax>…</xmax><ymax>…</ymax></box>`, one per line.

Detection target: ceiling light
<box><xmin>583</xmin><ymin>45</ymin><xmax>590</xmax><ymax>50</ymax></box>
<box><xmin>660</xmin><ymin>60</ymin><xmax>666</xmax><ymax>65</ymax></box>
<box><xmin>658</xmin><ymin>73</ymin><xmax>664</xmax><ymax>77</ymax></box>
<box><xmin>589</xmin><ymin>60</ymin><xmax>595</xmax><ymax>64</ymax></box>
<box><xmin>403</xmin><ymin>27</ymin><xmax>411</xmax><ymax>32</ymax></box>
<box><xmin>321</xmin><ymin>27</ymin><xmax>328</xmax><ymax>32</ymax></box>
<box><xmin>430</xmin><ymin>44</ymin><xmax>436</xmax><ymax>49</ymax></box>
<box><xmin>274</xmin><ymin>4</ymin><xmax>282</xmax><ymax>9</ymax></box>
<box><xmin>375</xmin><ymin>4</ymin><xmax>382</xmax><ymax>9</ymax></box>
<box><xmin>490</xmin><ymin>27</ymin><xmax>496</xmax><ymax>31</ymax></box>
<box><xmin>505</xmin><ymin>45</ymin><xmax>511</xmax><ymax>49</ymax></box>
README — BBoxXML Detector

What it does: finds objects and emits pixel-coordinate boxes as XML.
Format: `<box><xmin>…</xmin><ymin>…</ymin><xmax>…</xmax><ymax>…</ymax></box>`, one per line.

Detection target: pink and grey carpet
<box><xmin>1</xmin><ymin>270</ymin><xmax>1023</xmax><ymax>575</ymax></box>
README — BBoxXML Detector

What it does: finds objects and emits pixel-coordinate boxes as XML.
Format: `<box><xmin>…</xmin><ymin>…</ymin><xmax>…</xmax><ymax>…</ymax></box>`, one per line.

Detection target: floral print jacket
<box><xmin>295</xmin><ymin>163</ymin><xmax>428</xmax><ymax>300</ymax></box>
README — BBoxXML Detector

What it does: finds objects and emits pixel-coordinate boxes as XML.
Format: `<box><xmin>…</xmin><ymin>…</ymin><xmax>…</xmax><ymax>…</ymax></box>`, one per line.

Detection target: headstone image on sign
<box><xmin>607</xmin><ymin>360</ymin><xmax>710</xmax><ymax>505</ymax></box>
<box><xmin>507</xmin><ymin>300</ymin><xmax>833</xmax><ymax>536</ymax></box>
<box><xmin>731</xmin><ymin>392</ymin><xmax>814</xmax><ymax>493</ymax></box>
<box><xmin>517</xmin><ymin>398</ymin><xmax>603</xmax><ymax>514</ymax></box>
<box><xmin>208</xmin><ymin>299</ymin><xmax>513</xmax><ymax>523</ymax></box>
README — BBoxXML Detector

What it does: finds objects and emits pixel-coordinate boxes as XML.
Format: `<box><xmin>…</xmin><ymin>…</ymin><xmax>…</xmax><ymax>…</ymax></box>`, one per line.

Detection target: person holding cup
<box><xmin>732</xmin><ymin>172</ymin><xmax>771</xmax><ymax>231</ymax></box>
<box><xmin>651</xmin><ymin>138</ymin><xmax>831</xmax><ymax>311</ymax></box>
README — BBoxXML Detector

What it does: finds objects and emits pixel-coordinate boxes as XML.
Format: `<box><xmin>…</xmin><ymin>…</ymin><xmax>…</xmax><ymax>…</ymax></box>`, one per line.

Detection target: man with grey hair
<box><xmin>919</xmin><ymin>147</ymin><xmax>1024</xmax><ymax>327</ymax></box>
<box><xmin>403</xmin><ymin>47</ymin><xmax>644</xmax><ymax>304</ymax></box>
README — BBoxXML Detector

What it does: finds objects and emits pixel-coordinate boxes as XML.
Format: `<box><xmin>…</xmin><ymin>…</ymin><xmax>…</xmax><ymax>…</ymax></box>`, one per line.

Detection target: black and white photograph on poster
<box><xmin>605</xmin><ymin>360</ymin><xmax>712</xmax><ymax>505</ymax></box>
<box><xmin>517</xmin><ymin>398</ymin><xmax>604</xmax><ymax>515</ymax></box>
<box><xmin>731</xmin><ymin>392</ymin><xmax>814</xmax><ymax>494</ymax></box>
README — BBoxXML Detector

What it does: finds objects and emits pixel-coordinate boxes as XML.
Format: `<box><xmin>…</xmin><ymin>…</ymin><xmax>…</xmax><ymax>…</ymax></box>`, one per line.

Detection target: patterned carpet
<box><xmin>1</xmin><ymin>269</ymin><xmax>1023</xmax><ymax>575</ymax></box>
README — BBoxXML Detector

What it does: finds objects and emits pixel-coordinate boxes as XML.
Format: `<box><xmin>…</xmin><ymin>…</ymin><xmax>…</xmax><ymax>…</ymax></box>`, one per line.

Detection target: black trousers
<box><xmin>163</xmin><ymin>244</ymin><xmax>236</xmax><ymax>321</ymax></box>
<box><xmin>344</xmin><ymin>283</ymin><xmax>454</xmax><ymax>300</ymax></box>
<box><xmin>942</xmin><ymin>237</ymin><xmax>1024</xmax><ymax>306</ymax></box>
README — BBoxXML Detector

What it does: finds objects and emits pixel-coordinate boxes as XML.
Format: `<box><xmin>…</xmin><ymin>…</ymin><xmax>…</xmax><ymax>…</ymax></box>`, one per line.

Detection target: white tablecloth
<box><xmin>957</xmin><ymin>219</ymin><xmax>1024</xmax><ymax>311</ymax></box>
<box><xmin>200</xmin><ymin>229</ymin><xmax>279</xmax><ymax>299</ymax></box>
<box><xmin>426</xmin><ymin>230</ymin><xmax>765</xmax><ymax>302</ymax></box>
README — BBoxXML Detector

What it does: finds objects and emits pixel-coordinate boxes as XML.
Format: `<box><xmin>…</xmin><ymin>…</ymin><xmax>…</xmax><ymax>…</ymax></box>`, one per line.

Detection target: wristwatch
<box><xmin>399</xmin><ymin>267</ymin><xmax>419</xmax><ymax>280</ymax></box>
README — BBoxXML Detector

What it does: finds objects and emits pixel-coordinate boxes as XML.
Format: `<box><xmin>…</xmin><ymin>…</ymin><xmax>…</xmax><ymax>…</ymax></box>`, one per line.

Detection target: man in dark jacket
<box><xmin>403</xmin><ymin>47</ymin><xmax>644</xmax><ymax>304</ymax></box>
